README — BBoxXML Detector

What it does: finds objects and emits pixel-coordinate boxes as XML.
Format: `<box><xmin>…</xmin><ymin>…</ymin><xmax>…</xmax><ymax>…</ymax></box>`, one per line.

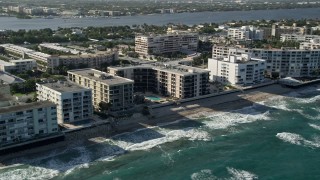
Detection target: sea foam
<box><xmin>276</xmin><ymin>132</ymin><xmax>320</xmax><ymax>148</ymax></box>
<box><xmin>191</xmin><ymin>167</ymin><xmax>258</xmax><ymax>180</ymax></box>
<box><xmin>201</xmin><ymin>106</ymin><xmax>270</xmax><ymax>130</ymax></box>
<box><xmin>227</xmin><ymin>167</ymin><xmax>258</xmax><ymax>180</ymax></box>
<box><xmin>110</xmin><ymin>127</ymin><xmax>211</xmax><ymax>151</ymax></box>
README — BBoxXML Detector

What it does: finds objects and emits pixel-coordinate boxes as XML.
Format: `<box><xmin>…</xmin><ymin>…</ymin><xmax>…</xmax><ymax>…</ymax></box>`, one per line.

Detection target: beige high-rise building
<box><xmin>108</xmin><ymin>63</ymin><xmax>210</xmax><ymax>99</ymax></box>
<box><xmin>67</xmin><ymin>69</ymin><xmax>134</xmax><ymax>111</ymax></box>
<box><xmin>135</xmin><ymin>33</ymin><xmax>198</xmax><ymax>56</ymax></box>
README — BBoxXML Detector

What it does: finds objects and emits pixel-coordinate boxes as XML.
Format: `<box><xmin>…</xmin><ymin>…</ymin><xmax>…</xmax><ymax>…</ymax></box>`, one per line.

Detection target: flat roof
<box><xmin>0</xmin><ymin>60</ymin><xmax>13</xmax><ymax>66</ymax></box>
<box><xmin>38</xmin><ymin>81</ymin><xmax>91</xmax><ymax>93</ymax></box>
<box><xmin>68</xmin><ymin>68</ymin><xmax>134</xmax><ymax>85</ymax></box>
<box><xmin>59</xmin><ymin>51</ymin><xmax>114</xmax><ymax>58</ymax></box>
<box><xmin>39</xmin><ymin>43</ymin><xmax>80</xmax><ymax>55</ymax></box>
<box><xmin>10</xmin><ymin>59</ymin><xmax>35</xmax><ymax>63</ymax></box>
<box><xmin>0</xmin><ymin>101</ymin><xmax>55</xmax><ymax>114</ymax></box>
<box><xmin>0</xmin><ymin>71</ymin><xmax>25</xmax><ymax>84</ymax></box>
<box><xmin>109</xmin><ymin>63</ymin><xmax>210</xmax><ymax>76</ymax></box>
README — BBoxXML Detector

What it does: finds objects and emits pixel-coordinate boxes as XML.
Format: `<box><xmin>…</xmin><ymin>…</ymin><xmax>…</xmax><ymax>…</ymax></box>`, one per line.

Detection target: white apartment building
<box><xmin>227</xmin><ymin>26</ymin><xmax>264</xmax><ymax>40</ymax></box>
<box><xmin>300</xmin><ymin>38</ymin><xmax>320</xmax><ymax>50</ymax></box>
<box><xmin>1</xmin><ymin>44</ymin><xmax>118</xmax><ymax>73</ymax></box>
<box><xmin>67</xmin><ymin>69</ymin><xmax>134</xmax><ymax>111</ymax></box>
<box><xmin>271</xmin><ymin>24</ymin><xmax>306</xmax><ymax>37</ymax></box>
<box><xmin>0</xmin><ymin>44</ymin><xmax>59</xmax><ymax>73</ymax></box>
<box><xmin>0</xmin><ymin>59</ymin><xmax>36</xmax><ymax>73</ymax></box>
<box><xmin>208</xmin><ymin>54</ymin><xmax>265</xmax><ymax>86</ymax></box>
<box><xmin>135</xmin><ymin>33</ymin><xmax>198</xmax><ymax>56</ymax></box>
<box><xmin>36</xmin><ymin>81</ymin><xmax>93</xmax><ymax>124</ymax></box>
<box><xmin>107</xmin><ymin>63</ymin><xmax>210</xmax><ymax>99</ymax></box>
<box><xmin>280</xmin><ymin>34</ymin><xmax>320</xmax><ymax>42</ymax></box>
<box><xmin>212</xmin><ymin>45</ymin><xmax>320</xmax><ymax>78</ymax></box>
<box><xmin>0</xmin><ymin>101</ymin><xmax>59</xmax><ymax>146</ymax></box>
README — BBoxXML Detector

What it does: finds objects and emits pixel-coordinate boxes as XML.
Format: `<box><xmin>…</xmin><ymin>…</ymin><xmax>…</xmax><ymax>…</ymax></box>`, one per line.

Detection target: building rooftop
<box><xmin>0</xmin><ymin>60</ymin><xmax>13</xmax><ymax>67</ymax></box>
<box><xmin>0</xmin><ymin>101</ymin><xmax>55</xmax><ymax>114</ymax></box>
<box><xmin>109</xmin><ymin>63</ymin><xmax>209</xmax><ymax>76</ymax></box>
<box><xmin>10</xmin><ymin>59</ymin><xmax>35</xmax><ymax>63</ymax></box>
<box><xmin>39</xmin><ymin>43</ymin><xmax>80</xmax><ymax>55</ymax></box>
<box><xmin>38</xmin><ymin>81</ymin><xmax>91</xmax><ymax>93</ymax></box>
<box><xmin>59</xmin><ymin>51</ymin><xmax>115</xmax><ymax>58</ymax></box>
<box><xmin>68</xmin><ymin>68</ymin><xmax>134</xmax><ymax>85</ymax></box>
<box><xmin>0</xmin><ymin>71</ymin><xmax>25</xmax><ymax>84</ymax></box>
<box><xmin>0</xmin><ymin>44</ymin><xmax>34</xmax><ymax>53</ymax></box>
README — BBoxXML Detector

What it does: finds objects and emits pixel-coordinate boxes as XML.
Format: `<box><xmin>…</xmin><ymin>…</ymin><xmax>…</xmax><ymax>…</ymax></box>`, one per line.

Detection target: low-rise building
<box><xmin>1</xmin><ymin>44</ymin><xmax>118</xmax><ymax>73</ymax></box>
<box><xmin>0</xmin><ymin>59</ymin><xmax>36</xmax><ymax>73</ymax></box>
<box><xmin>0</xmin><ymin>101</ymin><xmax>59</xmax><ymax>146</ymax></box>
<box><xmin>208</xmin><ymin>54</ymin><xmax>266</xmax><ymax>86</ymax></box>
<box><xmin>280</xmin><ymin>34</ymin><xmax>320</xmax><ymax>42</ymax></box>
<box><xmin>108</xmin><ymin>63</ymin><xmax>210</xmax><ymax>99</ymax></box>
<box><xmin>36</xmin><ymin>81</ymin><xmax>93</xmax><ymax>124</ymax></box>
<box><xmin>67</xmin><ymin>69</ymin><xmax>134</xmax><ymax>111</ymax></box>
<box><xmin>39</xmin><ymin>43</ymin><xmax>80</xmax><ymax>55</ymax></box>
<box><xmin>0</xmin><ymin>44</ymin><xmax>59</xmax><ymax>73</ymax></box>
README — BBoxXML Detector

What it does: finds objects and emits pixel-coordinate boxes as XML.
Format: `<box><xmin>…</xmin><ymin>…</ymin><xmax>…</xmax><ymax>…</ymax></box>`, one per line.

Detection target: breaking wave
<box><xmin>201</xmin><ymin>106</ymin><xmax>271</xmax><ymax>130</ymax></box>
<box><xmin>276</xmin><ymin>132</ymin><xmax>320</xmax><ymax>148</ymax></box>
<box><xmin>191</xmin><ymin>167</ymin><xmax>258</xmax><ymax>180</ymax></box>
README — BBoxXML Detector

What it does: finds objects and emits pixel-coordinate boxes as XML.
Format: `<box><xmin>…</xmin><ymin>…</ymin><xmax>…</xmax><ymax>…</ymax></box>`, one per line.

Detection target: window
<box><xmin>16</xmin><ymin>111</ymin><xmax>23</xmax><ymax>115</ymax></box>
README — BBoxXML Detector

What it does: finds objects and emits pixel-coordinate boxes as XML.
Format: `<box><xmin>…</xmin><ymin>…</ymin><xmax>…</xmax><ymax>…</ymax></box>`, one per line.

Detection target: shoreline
<box><xmin>0</xmin><ymin>84</ymin><xmax>306</xmax><ymax>166</ymax></box>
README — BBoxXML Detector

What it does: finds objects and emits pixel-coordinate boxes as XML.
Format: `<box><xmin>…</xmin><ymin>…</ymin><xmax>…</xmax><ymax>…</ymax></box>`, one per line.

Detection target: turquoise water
<box><xmin>145</xmin><ymin>96</ymin><xmax>162</xmax><ymax>101</ymax></box>
<box><xmin>1</xmin><ymin>86</ymin><xmax>320</xmax><ymax>179</ymax></box>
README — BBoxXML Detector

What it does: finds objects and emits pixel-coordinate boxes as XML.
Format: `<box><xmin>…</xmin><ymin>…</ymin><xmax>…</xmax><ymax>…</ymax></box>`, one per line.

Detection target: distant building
<box><xmin>1</xmin><ymin>44</ymin><xmax>118</xmax><ymax>73</ymax></box>
<box><xmin>39</xmin><ymin>43</ymin><xmax>80</xmax><ymax>55</ymax></box>
<box><xmin>0</xmin><ymin>101</ymin><xmax>59</xmax><ymax>146</ymax></box>
<box><xmin>23</xmin><ymin>7</ymin><xmax>43</xmax><ymax>15</ymax></box>
<box><xmin>105</xmin><ymin>11</ymin><xmax>121</xmax><ymax>16</ymax></box>
<box><xmin>227</xmin><ymin>26</ymin><xmax>264</xmax><ymax>40</ymax></box>
<box><xmin>272</xmin><ymin>24</ymin><xmax>306</xmax><ymax>37</ymax></box>
<box><xmin>108</xmin><ymin>63</ymin><xmax>210</xmax><ymax>99</ymax></box>
<box><xmin>300</xmin><ymin>38</ymin><xmax>320</xmax><ymax>50</ymax></box>
<box><xmin>8</xmin><ymin>6</ymin><xmax>24</xmax><ymax>13</ymax></box>
<box><xmin>135</xmin><ymin>33</ymin><xmax>198</xmax><ymax>56</ymax></box>
<box><xmin>212</xmin><ymin>45</ymin><xmax>320</xmax><ymax>78</ymax></box>
<box><xmin>36</xmin><ymin>81</ymin><xmax>93</xmax><ymax>124</ymax></box>
<box><xmin>0</xmin><ymin>59</ymin><xmax>36</xmax><ymax>73</ymax></box>
<box><xmin>208</xmin><ymin>54</ymin><xmax>266</xmax><ymax>86</ymax></box>
<box><xmin>67</xmin><ymin>69</ymin><xmax>134</xmax><ymax>111</ymax></box>
<box><xmin>280</xmin><ymin>34</ymin><xmax>320</xmax><ymax>42</ymax></box>
<box><xmin>0</xmin><ymin>44</ymin><xmax>59</xmax><ymax>73</ymax></box>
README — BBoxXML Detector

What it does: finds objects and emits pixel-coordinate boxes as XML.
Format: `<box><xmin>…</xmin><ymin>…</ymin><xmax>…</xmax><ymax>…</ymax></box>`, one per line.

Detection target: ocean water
<box><xmin>1</xmin><ymin>86</ymin><xmax>320</xmax><ymax>180</ymax></box>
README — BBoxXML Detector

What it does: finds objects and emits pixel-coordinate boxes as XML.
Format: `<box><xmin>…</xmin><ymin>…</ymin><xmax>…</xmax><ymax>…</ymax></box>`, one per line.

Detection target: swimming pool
<box><xmin>145</xmin><ymin>96</ymin><xmax>161</xmax><ymax>101</ymax></box>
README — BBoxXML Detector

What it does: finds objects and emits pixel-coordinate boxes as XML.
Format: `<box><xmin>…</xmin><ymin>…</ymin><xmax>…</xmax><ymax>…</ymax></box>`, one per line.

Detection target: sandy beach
<box><xmin>0</xmin><ymin>84</ymin><xmax>296</xmax><ymax>166</ymax></box>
